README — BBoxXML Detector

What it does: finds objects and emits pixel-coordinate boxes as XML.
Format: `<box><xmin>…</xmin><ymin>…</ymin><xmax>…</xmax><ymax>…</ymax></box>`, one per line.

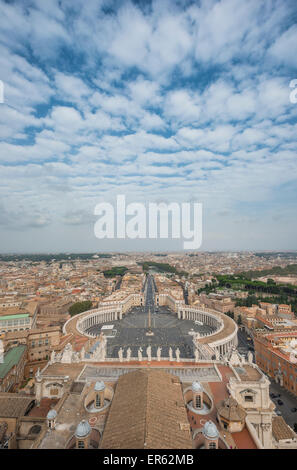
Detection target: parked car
<box><xmin>291</xmin><ymin>407</ymin><xmax>297</xmax><ymax>412</ymax></box>
<box><xmin>277</xmin><ymin>400</ymin><xmax>284</xmax><ymax>405</ymax></box>
<box><xmin>276</xmin><ymin>410</ymin><xmax>282</xmax><ymax>416</ymax></box>
<box><xmin>270</xmin><ymin>393</ymin><xmax>276</xmax><ymax>398</ymax></box>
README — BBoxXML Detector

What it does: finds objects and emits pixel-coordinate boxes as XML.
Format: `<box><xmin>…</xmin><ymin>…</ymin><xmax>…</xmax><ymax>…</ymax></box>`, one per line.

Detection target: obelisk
<box><xmin>146</xmin><ymin>306</ymin><xmax>154</xmax><ymax>336</ymax></box>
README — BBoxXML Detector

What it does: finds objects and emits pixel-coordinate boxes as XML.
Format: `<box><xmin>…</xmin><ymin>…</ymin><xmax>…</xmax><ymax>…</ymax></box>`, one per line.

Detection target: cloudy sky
<box><xmin>0</xmin><ymin>0</ymin><xmax>296</xmax><ymax>253</ymax></box>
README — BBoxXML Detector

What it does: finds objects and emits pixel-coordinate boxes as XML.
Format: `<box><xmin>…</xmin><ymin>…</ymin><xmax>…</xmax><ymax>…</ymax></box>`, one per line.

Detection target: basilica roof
<box><xmin>99</xmin><ymin>369</ymin><xmax>192</xmax><ymax>449</ymax></box>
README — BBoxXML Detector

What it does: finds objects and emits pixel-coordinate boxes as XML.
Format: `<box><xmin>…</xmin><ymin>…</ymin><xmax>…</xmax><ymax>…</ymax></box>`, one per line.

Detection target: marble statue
<box><xmin>146</xmin><ymin>345</ymin><xmax>152</xmax><ymax>361</ymax></box>
<box><xmin>138</xmin><ymin>347</ymin><xmax>143</xmax><ymax>362</ymax></box>
<box><xmin>157</xmin><ymin>346</ymin><xmax>162</xmax><ymax>361</ymax></box>
<box><xmin>35</xmin><ymin>367</ymin><xmax>42</xmax><ymax>382</ymax></box>
<box><xmin>247</xmin><ymin>351</ymin><xmax>253</xmax><ymax>364</ymax></box>
<box><xmin>91</xmin><ymin>336</ymin><xmax>107</xmax><ymax>362</ymax></box>
<box><xmin>194</xmin><ymin>349</ymin><xmax>199</xmax><ymax>362</ymax></box>
<box><xmin>80</xmin><ymin>346</ymin><xmax>85</xmax><ymax>361</ymax></box>
<box><xmin>50</xmin><ymin>350</ymin><xmax>56</xmax><ymax>364</ymax></box>
<box><xmin>175</xmin><ymin>348</ymin><xmax>180</xmax><ymax>362</ymax></box>
<box><xmin>229</xmin><ymin>347</ymin><xmax>245</xmax><ymax>366</ymax></box>
<box><xmin>126</xmin><ymin>347</ymin><xmax>132</xmax><ymax>361</ymax></box>
<box><xmin>61</xmin><ymin>343</ymin><xmax>73</xmax><ymax>363</ymax></box>
<box><xmin>169</xmin><ymin>347</ymin><xmax>173</xmax><ymax>361</ymax></box>
<box><xmin>72</xmin><ymin>351</ymin><xmax>80</xmax><ymax>363</ymax></box>
<box><xmin>118</xmin><ymin>347</ymin><xmax>124</xmax><ymax>362</ymax></box>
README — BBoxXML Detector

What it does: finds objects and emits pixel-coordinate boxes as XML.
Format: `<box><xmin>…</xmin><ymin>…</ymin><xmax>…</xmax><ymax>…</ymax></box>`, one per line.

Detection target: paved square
<box><xmin>86</xmin><ymin>306</ymin><xmax>215</xmax><ymax>358</ymax></box>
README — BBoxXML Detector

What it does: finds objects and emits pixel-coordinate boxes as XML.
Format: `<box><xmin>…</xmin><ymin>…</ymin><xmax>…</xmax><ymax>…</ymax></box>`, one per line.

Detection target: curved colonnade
<box><xmin>63</xmin><ymin>298</ymin><xmax>238</xmax><ymax>358</ymax></box>
<box><xmin>178</xmin><ymin>306</ymin><xmax>238</xmax><ymax>357</ymax></box>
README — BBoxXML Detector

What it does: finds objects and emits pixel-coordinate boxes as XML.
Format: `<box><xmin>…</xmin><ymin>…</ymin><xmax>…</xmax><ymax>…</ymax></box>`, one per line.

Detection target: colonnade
<box><xmin>66</xmin><ymin>294</ymin><xmax>238</xmax><ymax>360</ymax></box>
<box><xmin>178</xmin><ymin>306</ymin><xmax>238</xmax><ymax>358</ymax></box>
<box><xmin>179</xmin><ymin>308</ymin><xmax>222</xmax><ymax>330</ymax></box>
<box><xmin>214</xmin><ymin>335</ymin><xmax>238</xmax><ymax>357</ymax></box>
<box><xmin>76</xmin><ymin>308</ymin><xmax>122</xmax><ymax>336</ymax></box>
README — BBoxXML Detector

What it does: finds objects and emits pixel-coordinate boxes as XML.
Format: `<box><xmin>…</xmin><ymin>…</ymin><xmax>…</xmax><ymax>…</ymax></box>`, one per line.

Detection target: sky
<box><xmin>0</xmin><ymin>0</ymin><xmax>296</xmax><ymax>253</ymax></box>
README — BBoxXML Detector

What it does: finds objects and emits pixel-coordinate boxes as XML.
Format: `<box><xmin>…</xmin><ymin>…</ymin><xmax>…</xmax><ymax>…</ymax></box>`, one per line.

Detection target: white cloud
<box><xmin>54</xmin><ymin>72</ymin><xmax>92</xmax><ymax>103</ymax></box>
<box><xmin>0</xmin><ymin>0</ymin><xmax>296</xmax><ymax>250</ymax></box>
<box><xmin>164</xmin><ymin>90</ymin><xmax>200</xmax><ymax>123</ymax></box>
<box><xmin>128</xmin><ymin>77</ymin><xmax>161</xmax><ymax>106</ymax></box>
<box><xmin>268</xmin><ymin>24</ymin><xmax>297</xmax><ymax>68</ymax></box>
<box><xmin>140</xmin><ymin>112</ymin><xmax>165</xmax><ymax>131</ymax></box>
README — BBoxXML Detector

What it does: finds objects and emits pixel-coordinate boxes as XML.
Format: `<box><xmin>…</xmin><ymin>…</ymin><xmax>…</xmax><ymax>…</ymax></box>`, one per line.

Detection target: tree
<box><xmin>237</xmin><ymin>314</ymin><xmax>242</xmax><ymax>325</ymax></box>
<box><xmin>69</xmin><ymin>300</ymin><xmax>93</xmax><ymax>317</ymax></box>
<box><xmin>103</xmin><ymin>266</ymin><xmax>128</xmax><ymax>278</ymax></box>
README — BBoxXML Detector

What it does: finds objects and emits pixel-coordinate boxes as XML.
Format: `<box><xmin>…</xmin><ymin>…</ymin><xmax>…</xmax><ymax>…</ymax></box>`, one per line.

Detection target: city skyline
<box><xmin>0</xmin><ymin>0</ymin><xmax>296</xmax><ymax>252</ymax></box>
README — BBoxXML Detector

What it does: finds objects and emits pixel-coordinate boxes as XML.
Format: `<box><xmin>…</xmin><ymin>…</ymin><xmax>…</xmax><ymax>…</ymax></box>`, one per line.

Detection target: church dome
<box><xmin>94</xmin><ymin>380</ymin><xmax>105</xmax><ymax>391</ymax></box>
<box><xmin>47</xmin><ymin>409</ymin><xmax>57</xmax><ymax>420</ymax></box>
<box><xmin>75</xmin><ymin>420</ymin><xmax>91</xmax><ymax>438</ymax></box>
<box><xmin>203</xmin><ymin>421</ymin><xmax>219</xmax><ymax>439</ymax></box>
<box><xmin>192</xmin><ymin>381</ymin><xmax>203</xmax><ymax>393</ymax></box>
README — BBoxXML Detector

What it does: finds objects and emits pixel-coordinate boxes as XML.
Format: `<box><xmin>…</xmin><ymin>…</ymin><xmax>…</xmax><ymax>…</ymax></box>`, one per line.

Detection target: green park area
<box><xmin>139</xmin><ymin>261</ymin><xmax>188</xmax><ymax>277</ymax></box>
<box><xmin>198</xmin><ymin>271</ymin><xmax>297</xmax><ymax>315</ymax></box>
<box><xmin>69</xmin><ymin>300</ymin><xmax>93</xmax><ymax>317</ymax></box>
<box><xmin>102</xmin><ymin>266</ymin><xmax>129</xmax><ymax>278</ymax></box>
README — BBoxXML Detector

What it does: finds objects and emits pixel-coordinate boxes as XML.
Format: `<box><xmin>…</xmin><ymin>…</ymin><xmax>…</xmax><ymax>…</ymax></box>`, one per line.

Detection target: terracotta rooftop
<box><xmin>234</xmin><ymin>365</ymin><xmax>262</xmax><ymax>381</ymax></box>
<box><xmin>0</xmin><ymin>393</ymin><xmax>34</xmax><ymax>418</ymax></box>
<box><xmin>5</xmin><ymin>326</ymin><xmax>60</xmax><ymax>340</ymax></box>
<box><xmin>272</xmin><ymin>416</ymin><xmax>296</xmax><ymax>442</ymax></box>
<box><xmin>41</xmin><ymin>362</ymin><xmax>84</xmax><ymax>379</ymax></box>
<box><xmin>217</xmin><ymin>397</ymin><xmax>246</xmax><ymax>422</ymax></box>
<box><xmin>28</xmin><ymin>398</ymin><xmax>58</xmax><ymax>418</ymax></box>
<box><xmin>100</xmin><ymin>369</ymin><xmax>192</xmax><ymax>449</ymax></box>
<box><xmin>232</xmin><ymin>426</ymin><xmax>258</xmax><ymax>449</ymax></box>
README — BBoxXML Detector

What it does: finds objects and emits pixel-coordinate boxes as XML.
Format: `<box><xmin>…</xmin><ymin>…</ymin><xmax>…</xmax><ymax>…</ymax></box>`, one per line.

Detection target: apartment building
<box><xmin>254</xmin><ymin>331</ymin><xmax>297</xmax><ymax>397</ymax></box>
<box><xmin>3</xmin><ymin>326</ymin><xmax>61</xmax><ymax>362</ymax></box>
<box><xmin>0</xmin><ymin>345</ymin><xmax>27</xmax><ymax>392</ymax></box>
<box><xmin>0</xmin><ymin>301</ymin><xmax>38</xmax><ymax>334</ymax></box>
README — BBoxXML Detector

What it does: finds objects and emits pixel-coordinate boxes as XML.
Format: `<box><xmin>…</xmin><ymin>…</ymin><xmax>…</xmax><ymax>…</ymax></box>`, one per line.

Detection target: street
<box><xmin>238</xmin><ymin>328</ymin><xmax>297</xmax><ymax>430</ymax></box>
<box><xmin>237</xmin><ymin>328</ymin><xmax>255</xmax><ymax>361</ymax></box>
<box><xmin>269</xmin><ymin>380</ymin><xmax>297</xmax><ymax>430</ymax></box>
